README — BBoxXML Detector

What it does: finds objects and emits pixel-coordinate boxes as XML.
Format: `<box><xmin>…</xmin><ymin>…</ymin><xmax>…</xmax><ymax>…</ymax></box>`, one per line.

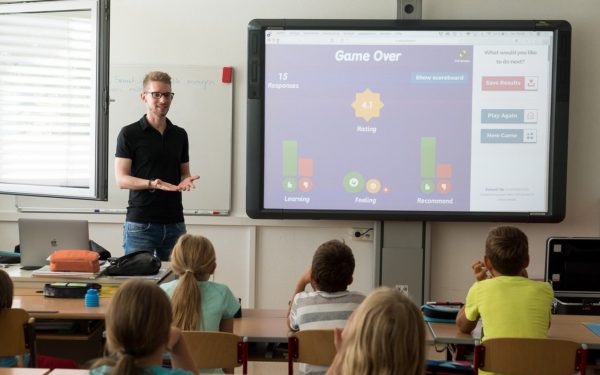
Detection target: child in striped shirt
<box><xmin>287</xmin><ymin>239</ymin><xmax>365</xmax><ymax>375</ymax></box>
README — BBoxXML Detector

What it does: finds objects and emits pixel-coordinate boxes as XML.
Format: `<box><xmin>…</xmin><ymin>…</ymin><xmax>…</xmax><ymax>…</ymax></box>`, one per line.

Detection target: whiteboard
<box><xmin>17</xmin><ymin>65</ymin><xmax>232</xmax><ymax>215</ymax></box>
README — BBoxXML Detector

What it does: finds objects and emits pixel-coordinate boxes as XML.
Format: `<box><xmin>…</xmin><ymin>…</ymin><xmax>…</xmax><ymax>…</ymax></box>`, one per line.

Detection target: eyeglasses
<box><xmin>145</xmin><ymin>91</ymin><xmax>175</xmax><ymax>99</ymax></box>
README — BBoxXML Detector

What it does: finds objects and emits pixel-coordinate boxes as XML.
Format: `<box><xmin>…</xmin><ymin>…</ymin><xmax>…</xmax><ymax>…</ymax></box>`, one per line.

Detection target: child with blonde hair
<box><xmin>160</xmin><ymin>234</ymin><xmax>240</xmax><ymax>332</ymax></box>
<box><xmin>327</xmin><ymin>287</ymin><xmax>426</xmax><ymax>375</ymax></box>
<box><xmin>90</xmin><ymin>279</ymin><xmax>197</xmax><ymax>375</ymax></box>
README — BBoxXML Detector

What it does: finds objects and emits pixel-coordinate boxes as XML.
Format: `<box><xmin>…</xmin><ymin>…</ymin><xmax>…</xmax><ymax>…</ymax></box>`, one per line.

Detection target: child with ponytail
<box><xmin>90</xmin><ymin>279</ymin><xmax>197</xmax><ymax>375</ymax></box>
<box><xmin>160</xmin><ymin>234</ymin><xmax>240</xmax><ymax>333</ymax></box>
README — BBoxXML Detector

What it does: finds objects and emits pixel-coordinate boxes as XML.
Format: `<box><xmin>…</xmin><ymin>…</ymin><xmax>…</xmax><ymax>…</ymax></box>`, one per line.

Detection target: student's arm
<box><xmin>287</xmin><ymin>267</ymin><xmax>312</xmax><ymax>330</ymax></box>
<box><xmin>455</xmin><ymin>305</ymin><xmax>478</xmax><ymax>333</ymax></box>
<box><xmin>115</xmin><ymin>157</ymin><xmax>179</xmax><ymax>191</ymax></box>
<box><xmin>178</xmin><ymin>162</ymin><xmax>199</xmax><ymax>191</ymax></box>
<box><xmin>167</xmin><ymin>326</ymin><xmax>199</xmax><ymax>375</ymax></box>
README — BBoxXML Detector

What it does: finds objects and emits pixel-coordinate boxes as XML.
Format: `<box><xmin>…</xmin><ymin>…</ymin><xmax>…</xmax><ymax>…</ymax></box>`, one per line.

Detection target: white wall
<box><xmin>0</xmin><ymin>0</ymin><xmax>598</xmax><ymax>308</ymax></box>
<box><xmin>424</xmin><ymin>0</ymin><xmax>600</xmax><ymax>301</ymax></box>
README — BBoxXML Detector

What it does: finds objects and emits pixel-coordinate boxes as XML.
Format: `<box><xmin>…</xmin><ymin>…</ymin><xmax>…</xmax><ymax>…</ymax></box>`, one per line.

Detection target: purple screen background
<box><xmin>264</xmin><ymin>44</ymin><xmax>473</xmax><ymax>211</ymax></box>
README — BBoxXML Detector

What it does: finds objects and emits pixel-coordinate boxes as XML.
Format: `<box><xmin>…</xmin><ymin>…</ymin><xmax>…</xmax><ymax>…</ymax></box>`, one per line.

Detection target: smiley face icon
<box><xmin>343</xmin><ymin>172</ymin><xmax>364</xmax><ymax>193</ymax></box>
<box><xmin>366</xmin><ymin>179</ymin><xmax>381</xmax><ymax>194</ymax></box>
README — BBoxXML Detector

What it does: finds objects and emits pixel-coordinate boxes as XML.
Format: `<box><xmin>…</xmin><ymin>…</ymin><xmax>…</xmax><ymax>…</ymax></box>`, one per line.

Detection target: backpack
<box><xmin>103</xmin><ymin>251</ymin><xmax>161</xmax><ymax>276</ymax></box>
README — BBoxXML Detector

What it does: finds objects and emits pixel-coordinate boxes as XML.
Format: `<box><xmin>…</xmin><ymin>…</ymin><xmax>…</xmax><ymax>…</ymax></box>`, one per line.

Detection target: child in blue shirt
<box><xmin>160</xmin><ymin>234</ymin><xmax>240</xmax><ymax>374</ymax></box>
<box><xmin>89</xmin><ymin>279</ymin><xmax>197</xmax><ymax>375</ymax></box>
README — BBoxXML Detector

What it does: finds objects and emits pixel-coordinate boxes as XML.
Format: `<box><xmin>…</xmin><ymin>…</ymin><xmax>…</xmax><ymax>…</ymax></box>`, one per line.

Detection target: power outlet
<box><xmin>351</xmin><ymin>227</ymin><xmax>373</xmax><ymax>241</ymax></box>
<box><xmin>396</xmin><ymin>284</ymin><xmax>409</xmax><ymax>296</ymax></box>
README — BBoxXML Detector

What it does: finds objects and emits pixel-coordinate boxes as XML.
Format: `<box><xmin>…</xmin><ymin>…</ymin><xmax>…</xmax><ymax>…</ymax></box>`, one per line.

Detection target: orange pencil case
<box><xmin>49</xmin><ymin>249</ymin><xmax>100</xmax><ymax>272</ymax></box>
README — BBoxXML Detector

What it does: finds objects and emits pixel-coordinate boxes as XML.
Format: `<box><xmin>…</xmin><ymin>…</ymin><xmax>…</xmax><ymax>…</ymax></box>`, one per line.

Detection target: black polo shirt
<box><xmin>115</xmin><ymin>115</ymin><xmax>189</xmax><ymax>223</ymax></box>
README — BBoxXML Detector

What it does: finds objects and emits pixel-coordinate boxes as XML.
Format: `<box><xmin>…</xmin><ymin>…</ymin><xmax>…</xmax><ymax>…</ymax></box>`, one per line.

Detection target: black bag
<box><xmin>0</xmin><ymin>250</ymin><xmax>20</xmax><ymax>264</ymax></box>
<box><xmin>104</xmin><ymin>251</ymin><xmax>161</xmax><ymax>276</ymax></box>
<box><xmin>89</xmin><ymin>240</ymin><xmax>111</xmax><ymax>260</ymax></box>
<box><xmin>43</xmin><ymin>282</ymin><xmax>101</xmax><ymax>298</ymax></box>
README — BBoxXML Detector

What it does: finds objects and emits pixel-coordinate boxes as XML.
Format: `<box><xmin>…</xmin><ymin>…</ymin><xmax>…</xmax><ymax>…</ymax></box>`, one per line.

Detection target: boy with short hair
<box><xmin>456</xmin><ymin>226</ymin><xmax>554</xmax><ymax>340</ymax></box>
<box><xmin>288</xmin><ymin>239</ymin><xmax>365</xmax><ymax>375</ymax></box>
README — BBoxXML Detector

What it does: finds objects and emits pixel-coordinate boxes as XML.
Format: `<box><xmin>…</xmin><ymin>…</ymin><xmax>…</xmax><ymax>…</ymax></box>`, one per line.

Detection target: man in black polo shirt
<box><xmin>115</xmin><ymin>71</ymin><xmax>199</xmax><ymax>261</ymax></box>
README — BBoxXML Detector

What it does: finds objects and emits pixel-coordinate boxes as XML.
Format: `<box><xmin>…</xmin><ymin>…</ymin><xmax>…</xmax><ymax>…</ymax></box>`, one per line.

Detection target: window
<box><xmin>0</xmin><ymin>0</ymin><xmax>109</xmax><ymax>199</ymax></box>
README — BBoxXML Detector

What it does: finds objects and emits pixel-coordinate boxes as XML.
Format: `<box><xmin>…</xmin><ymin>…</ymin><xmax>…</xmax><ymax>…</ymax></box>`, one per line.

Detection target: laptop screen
<box><xmin>18</xmin><ymin>218</ymin><xmax>90</xmax><ymax>269</ymax></box>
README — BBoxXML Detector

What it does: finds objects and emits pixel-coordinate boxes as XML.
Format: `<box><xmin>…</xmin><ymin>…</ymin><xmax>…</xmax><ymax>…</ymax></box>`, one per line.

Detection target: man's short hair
<box><xmin>311</xmin><ymin>239</ymin><xmax>355</xmax><ymax>292</ymax></box>
<box><xmin>485</xmin><ymin>226</ymin><xmax>529</xmax><ymax>276</ymax></box>
<box><xmin>143</xmin><ymin>71</ymin><xmax>172</xmax><ymax>90</ymax></box>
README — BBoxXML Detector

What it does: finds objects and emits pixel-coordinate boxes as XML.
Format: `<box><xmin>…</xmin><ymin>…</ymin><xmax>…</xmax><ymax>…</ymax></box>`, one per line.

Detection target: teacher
<box><xmin>115</xmin><ymin>71</ymin><xmax>199</xmax><ymax>261</ymax></box>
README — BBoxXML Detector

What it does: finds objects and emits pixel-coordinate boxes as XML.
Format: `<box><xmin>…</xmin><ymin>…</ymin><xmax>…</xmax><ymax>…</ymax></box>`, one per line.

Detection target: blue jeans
<box><xmin>123</xmin><ymin>221</ymin><xmax>186</xmax><ymax>261</ymax></box>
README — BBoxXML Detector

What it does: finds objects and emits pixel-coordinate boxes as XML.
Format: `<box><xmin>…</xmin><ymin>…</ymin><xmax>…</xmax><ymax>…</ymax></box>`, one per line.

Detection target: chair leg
<box><xmin>288</xmin><ymin>337</ymin><xmax>297</xmax><ymax>375</ymax></box>
<box><xmin>243</xmin><ymin>341</ymin><xmax>248</xmax><ymax>375</ymax></box>
<box><xmin>472</xmin><ymin>344</ymin><xmax>482</xmax><ymax>374</ymax></box>
<box><xmin>25</xmin><ymin>322</ymin><xmax>37</xmax><ymax>368</ymax></box>
<box><xmin>578</xmin><ymin>347</ymin><xmax>587</xmax><ymax>375</ymax></box>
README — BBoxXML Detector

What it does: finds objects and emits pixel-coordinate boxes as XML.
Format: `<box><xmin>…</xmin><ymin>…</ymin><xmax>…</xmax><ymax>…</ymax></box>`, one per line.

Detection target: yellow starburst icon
<box><xmin>351</xmin><ymin>88</ymin><xmax>384</xmax><ymax>122</ymax></box>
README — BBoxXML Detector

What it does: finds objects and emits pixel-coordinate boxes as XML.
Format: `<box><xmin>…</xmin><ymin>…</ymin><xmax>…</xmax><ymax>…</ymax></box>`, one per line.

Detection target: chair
<box><xmin>287</xmin><ymin>329</ymin><xmax>336</xmax><ymax>375</ymax></box>
<box><xmin>0</xmin><ymin>308</ymin><xmax>37</xmax><ymax>367</ymax></box>
<box><xmin>181</xmin><ymin>331</ymin><xmax>247</xmax><ymax>374</ymax></box>
<box><xmin>472</xmin><ymin>337</ymin><xmax>587</xmax><ymax>375</ymax></box>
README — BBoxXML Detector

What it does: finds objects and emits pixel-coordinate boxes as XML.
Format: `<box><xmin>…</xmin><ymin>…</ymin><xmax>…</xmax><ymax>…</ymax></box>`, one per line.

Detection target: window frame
<box><xmin>0</xmin><ymin>0</ymin><xmax>109</xmax><ymax>200</ymax></box>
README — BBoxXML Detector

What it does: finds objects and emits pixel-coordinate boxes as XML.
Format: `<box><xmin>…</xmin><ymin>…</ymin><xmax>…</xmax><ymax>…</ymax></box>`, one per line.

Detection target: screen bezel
<box><xmin>247</xmin><ymin>19</ymin><xmax>571</xmax><ymax>222</ymax></box>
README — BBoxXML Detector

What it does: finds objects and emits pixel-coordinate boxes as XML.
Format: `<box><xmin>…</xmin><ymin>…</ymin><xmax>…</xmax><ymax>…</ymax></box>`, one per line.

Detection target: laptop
<box><xmin>18</xmin><ymin>218</ymin><xmax>90</xmax><ymax>270</ymax></box>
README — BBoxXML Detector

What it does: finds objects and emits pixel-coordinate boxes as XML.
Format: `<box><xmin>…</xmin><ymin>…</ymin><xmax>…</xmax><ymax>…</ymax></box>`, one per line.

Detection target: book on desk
<box><xmin>32</xmin><ymin>264</ymin><xmax>108</xmax><ymax>279</ymax></box>
<box><xmin>6</xmin><ymin>262</ymin><xmax>173</xmax><ymax>289</ymax></box>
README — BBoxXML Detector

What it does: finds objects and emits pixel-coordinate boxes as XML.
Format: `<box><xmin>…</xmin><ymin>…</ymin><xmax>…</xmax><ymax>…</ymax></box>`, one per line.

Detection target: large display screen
<box><xmin>247</xmin><ymin>19</ymin><xmax>571</xmax><ymax>222</ymax></box>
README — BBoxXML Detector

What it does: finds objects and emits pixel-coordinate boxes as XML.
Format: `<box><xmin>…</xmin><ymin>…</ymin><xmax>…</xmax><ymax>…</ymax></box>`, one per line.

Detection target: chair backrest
<box><xmin>473</xmin><ymin>337</ymin><xmax>587</xmax><ymax>375</ymax></box>
<box><xmin>181</xmin><ymin>331</ymin><xmax>247</xmax><ymax>374</ymax></box>
<box><xmin>288</xmin><ymin>329</ymin><xmax>336</xmax><ymax>375</ymax></box>
<box><xmin>0</xmin><ymin>308</ymin><xmax>37</xmax><ymax>367</ymax></box>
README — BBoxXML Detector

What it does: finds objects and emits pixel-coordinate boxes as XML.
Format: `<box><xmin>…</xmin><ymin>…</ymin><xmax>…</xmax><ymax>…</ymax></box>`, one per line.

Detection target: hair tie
<box><xmin>117</xmin><ymin>350</ymin><xmax>135</xmax><ymax>358</ymax></box>
<box><xmin>184</xmin><ymin>269</ymin><xmax>194</xmax><ymax>274</ymax></box>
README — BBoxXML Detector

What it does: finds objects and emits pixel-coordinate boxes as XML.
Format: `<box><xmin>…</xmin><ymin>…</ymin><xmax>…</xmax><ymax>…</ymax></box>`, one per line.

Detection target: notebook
<box><xmin>18</xmin><ymin>218</ymin><xmax>90</xmax><ymax>270</ymax></box>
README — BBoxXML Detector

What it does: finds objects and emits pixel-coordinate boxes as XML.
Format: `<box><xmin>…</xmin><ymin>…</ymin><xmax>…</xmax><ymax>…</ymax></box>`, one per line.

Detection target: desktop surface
<box><xmin>428</xmin><ymin>314</ymin><xmax>600</xmax><ymax>349</ymax></box>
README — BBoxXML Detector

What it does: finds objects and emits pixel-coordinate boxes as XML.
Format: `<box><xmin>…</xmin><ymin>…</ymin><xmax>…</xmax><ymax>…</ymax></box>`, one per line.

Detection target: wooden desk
<box><xmin>10</xmin><ymin>293</ymin><xmax>290</xmax><ymax>365</ymax></box>
<box><xmin>12</xmin><ymin>292</ymin><xmax>290</xmax><ymax>344</ymax></box>
<box><xmin>13</xmin><ymin>288</ymin><xmax>109</xmax><ymax>320</ymax></box>
<box><xmin>233</xmin><ymin>309</ymin><xmax>289</xmax><ymax>343</ymax></box>
<box><xmin>14</xmin><ymin>293</ymin><xmax>286</xmax><ymax>336</ymax></box>
<box><xmin>0</xmin><ymin>369</ymin><xmax>50</xmax><ymax>375</ymax></box>
<box><xmin>428</xmin><ymin>314</ymin><xmax>600</xmax><ymax>349</ymax></box>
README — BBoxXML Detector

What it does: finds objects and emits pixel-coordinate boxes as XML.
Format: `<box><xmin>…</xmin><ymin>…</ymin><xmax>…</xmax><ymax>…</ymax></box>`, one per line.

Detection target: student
<box><xmin>0</xmin><ymin>269</ymin><xmax>79</xmax><ymax>369</ymax></box>
<box><xmin>456</xmin><ymin>225</ymin><xmax>554</xmax><ymax>339</ymax></box>
<box><xmin>160</xmin><ymin>234</ymin><xmax>240</xmax><ymax>332</ymax></box>
<box><xmin>0</xmin><ymin>268</ymin><xmax>18</xmax><ymax>367</ymax></box>
<box><xmin>288</xmin><ymin>239</ymin><xmax>365</xmax><ymax>375</ymax></box>
<box><xmin>90</xmin><ymin>279</ymin><xmax>197</xmax><ymax>375</ymax></box>
<box><xmin>160</xmin><ymin>234</ymin><xmax>239</xmax><ymax>374</ymax></box>
<box><xmin>327</xmin><ymin>287</ymin><xmax>426</xmax><ymax>375</ymax></box>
